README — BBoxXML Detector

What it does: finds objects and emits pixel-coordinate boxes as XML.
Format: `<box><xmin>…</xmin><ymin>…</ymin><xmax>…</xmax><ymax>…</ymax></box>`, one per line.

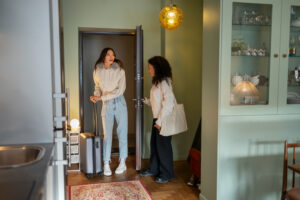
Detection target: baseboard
<box><xmin>199</xmin><ymin>193</ymin><xmax>208</xmax><ymax>200</ymax></box>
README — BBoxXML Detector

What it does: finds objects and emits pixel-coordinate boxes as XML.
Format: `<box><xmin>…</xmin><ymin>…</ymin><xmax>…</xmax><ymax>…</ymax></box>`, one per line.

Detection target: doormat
<box><xmin>69</xmin><ymin>180</ymin><xmax>153</xmax><ymax>200</ymax></box>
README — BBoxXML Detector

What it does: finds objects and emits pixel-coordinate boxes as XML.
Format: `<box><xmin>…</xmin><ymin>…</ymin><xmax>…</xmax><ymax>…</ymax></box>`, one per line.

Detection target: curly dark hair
<box><xmin>148</xmin><ymin>56</ymin><xmax>172</xmax><ymax>86</ymax></box>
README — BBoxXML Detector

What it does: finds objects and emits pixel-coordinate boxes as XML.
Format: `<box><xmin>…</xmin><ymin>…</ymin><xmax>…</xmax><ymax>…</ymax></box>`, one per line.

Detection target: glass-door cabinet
<box><xmin>220</xmin><ymin>0</ymin><xmax>281</xmax><ymax>115</ymax></box>
<box><xmin>278</xmin><ymin>0</ymin><xmax>300</xmax><ymax>113</ymax></box>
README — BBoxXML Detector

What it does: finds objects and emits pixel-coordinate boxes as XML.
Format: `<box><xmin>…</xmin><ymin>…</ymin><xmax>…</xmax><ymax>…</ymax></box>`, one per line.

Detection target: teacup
<box><xmin>250</xmin><ymin>75</ymin><xmax>260</xmax><ymax>86</ymax></box>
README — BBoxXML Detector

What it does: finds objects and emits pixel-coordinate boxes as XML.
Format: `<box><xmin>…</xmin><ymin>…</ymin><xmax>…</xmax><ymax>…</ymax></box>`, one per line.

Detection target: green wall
<box><xmin>62</xmin><ymin>0</ymin><xmax>162</xmax><ymax>120</ymax></box>
<box><xmin>62</xmin><ymin>0</ymin><xmax>203</xmax><ymax>161</ymax></box>
<box><xmin>164</xmin><ymin>0</ymin><xmax>203</xmax><ymax>160</ymax></box>
<box><xmin>201</xmin><ymin>0</ymin><xmax>220</xmax><ymax>199</ymax></box>
<box><xmin>61</xmin><ymin>0</ymin><xmax>161</xmax><ymax>159</ymax></box>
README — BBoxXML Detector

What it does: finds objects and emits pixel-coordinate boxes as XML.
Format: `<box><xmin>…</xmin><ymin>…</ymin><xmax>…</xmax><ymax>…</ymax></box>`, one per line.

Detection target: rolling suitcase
<box><xmin>80</xmin><ymin>103</ymin><xmax>102</xmax><ymax>178</ymax></box>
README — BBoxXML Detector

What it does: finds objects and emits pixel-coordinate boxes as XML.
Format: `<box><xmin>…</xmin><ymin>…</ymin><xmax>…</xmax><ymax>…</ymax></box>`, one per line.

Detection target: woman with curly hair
<box><xmin>140</xmin><ymin>56</ymin><xmax>175</xmax><ymax>183</ymax></box>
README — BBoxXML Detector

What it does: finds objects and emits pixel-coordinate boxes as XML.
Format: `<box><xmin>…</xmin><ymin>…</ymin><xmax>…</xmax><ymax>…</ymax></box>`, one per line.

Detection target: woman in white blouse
<box><xmin>140</xmin><ymin>56</ymin><xmax>175</xmax><ymax>183</ymax></box>
<box><xmin>90</xmin><ymin>48</ymin><xmax>128</xmax><ymax>176</ymax></box>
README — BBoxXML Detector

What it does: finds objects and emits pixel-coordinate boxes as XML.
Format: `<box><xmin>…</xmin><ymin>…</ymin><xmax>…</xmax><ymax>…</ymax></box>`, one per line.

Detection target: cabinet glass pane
<box><xmin>287</xmin><ymin>6</ymin><xmax>300</xmax><ymax>104</ymax></box>
<box><xmin>230</xmin><ymin>3</ymin><xmax>272</xmax><ymax>105</ymax></box>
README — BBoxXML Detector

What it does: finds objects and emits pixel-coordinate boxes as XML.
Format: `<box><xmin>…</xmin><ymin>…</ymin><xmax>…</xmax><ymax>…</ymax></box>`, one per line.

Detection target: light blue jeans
<box><xmin>101</xmin><ymin>95</ymin><xmax>128</xmax><ymax>162</ymax></box>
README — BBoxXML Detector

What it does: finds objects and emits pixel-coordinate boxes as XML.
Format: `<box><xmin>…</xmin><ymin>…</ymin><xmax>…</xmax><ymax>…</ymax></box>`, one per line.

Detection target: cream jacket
<box><xmin>145</xmin><ymin>79</ymin><xmax>175</xmax><ymax>126</ymax></box>
<box><xmin>93</xmin><ymin>62</ymin><xmax>126</xmax><ymax>101</ymax></box>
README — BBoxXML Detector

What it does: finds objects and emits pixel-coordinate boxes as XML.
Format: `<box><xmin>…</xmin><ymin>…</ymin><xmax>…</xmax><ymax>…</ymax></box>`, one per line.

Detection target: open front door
<box><xmin>135</xmin><ymin>25</ymin><xmax>143</xmax><ymax>170</ymax></box>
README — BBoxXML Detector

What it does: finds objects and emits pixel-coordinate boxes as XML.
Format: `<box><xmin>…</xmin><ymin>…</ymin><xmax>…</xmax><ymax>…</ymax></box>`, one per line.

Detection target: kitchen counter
<box><xmin>0</xmin><ymin>143</ymin><xmax>54</xmax><ymax>200</ymax></box>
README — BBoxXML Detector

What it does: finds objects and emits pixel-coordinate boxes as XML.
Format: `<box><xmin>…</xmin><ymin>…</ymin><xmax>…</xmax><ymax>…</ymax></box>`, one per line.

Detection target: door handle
<box><xmin>135</xmin><ymin>75</ymin><xmax>143</xmax><ymax>80</ymax></box>
<box><xmin>132</xmin><ymin>98</ymin><xmax>143</xmax><ymax>108</ymax></box>
<box><xmin>132</xmin><ymin>98</ymin><xmax>144</xmax><ymax>101</ymax></box>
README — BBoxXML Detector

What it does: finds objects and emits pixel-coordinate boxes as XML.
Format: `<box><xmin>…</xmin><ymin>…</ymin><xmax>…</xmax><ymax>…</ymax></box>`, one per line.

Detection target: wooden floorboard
<box><xmin>67</xmin><ymin>155</ymin><xmax>200</xmax><ymax>200</ymax></box>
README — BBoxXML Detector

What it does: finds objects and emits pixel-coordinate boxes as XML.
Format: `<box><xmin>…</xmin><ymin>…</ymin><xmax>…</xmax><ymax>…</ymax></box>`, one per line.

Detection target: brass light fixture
<box><xmin>159</xmin><ymin>1</ymin><xmax>183</xmax><ymax>30</ymax></box>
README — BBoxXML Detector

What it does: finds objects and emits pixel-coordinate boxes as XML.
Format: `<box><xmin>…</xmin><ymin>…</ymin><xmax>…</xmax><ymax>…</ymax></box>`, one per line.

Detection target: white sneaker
<box><xmin>104</xmin><ymin>163</ymin><xmax>112</xmax><ymax>176</ymax></box>
<box><xmin>115</xmin><ymin>162</ymin><xmax>127</xmax><ymax>174</ymax></box>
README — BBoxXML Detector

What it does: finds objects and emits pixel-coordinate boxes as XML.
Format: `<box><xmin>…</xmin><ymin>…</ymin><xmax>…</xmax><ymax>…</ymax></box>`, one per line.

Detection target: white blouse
<box><xmin>145</xmin><ymin>79</ymin><xmax>175</xmax><ymax>126</ymax></box>
<box><xmin>93</xmin><ymin>62</ymin><xmax>126</xmax><ymax>102</ymax></box>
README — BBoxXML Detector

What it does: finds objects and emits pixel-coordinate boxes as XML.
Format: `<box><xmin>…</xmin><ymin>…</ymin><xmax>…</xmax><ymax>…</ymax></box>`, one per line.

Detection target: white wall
<box><xmin>218</xmin><ymin>115</ymin><xmax>300</xmax><ymax>200</ymax></box>
<box><xmin>0</xmin><ymin>0</ymin><xmax>54</xmax><ymax>144</ymax></box>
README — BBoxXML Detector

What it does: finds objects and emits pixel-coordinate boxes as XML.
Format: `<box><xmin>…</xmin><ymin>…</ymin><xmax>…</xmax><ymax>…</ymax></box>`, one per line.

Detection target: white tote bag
<box><xmin>160</xmin><ymin>99</ymin><xmax>188</xmax><ymax>136</ymax></box>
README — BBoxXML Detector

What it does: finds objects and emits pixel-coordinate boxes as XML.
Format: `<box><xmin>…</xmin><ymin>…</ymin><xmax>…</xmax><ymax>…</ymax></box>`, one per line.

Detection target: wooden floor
<box><xmin>67</xmin><ymin>155</ymin><xmax>200</xmax><ymax>200</ymax></box>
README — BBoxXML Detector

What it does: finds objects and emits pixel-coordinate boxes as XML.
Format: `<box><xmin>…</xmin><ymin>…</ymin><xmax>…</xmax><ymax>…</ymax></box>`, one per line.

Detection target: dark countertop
<box><xmin>0</xmin><ymin>143</ymin><xmax>54</xmax><ymax>200</ymax></box>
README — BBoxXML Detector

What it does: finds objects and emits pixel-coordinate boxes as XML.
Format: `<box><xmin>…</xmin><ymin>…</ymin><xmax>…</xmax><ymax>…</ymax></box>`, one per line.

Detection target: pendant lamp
<box><xmin>159</xmin><ymin>1</ymin><xmax>183</xmax><ymax>30</ymax></box>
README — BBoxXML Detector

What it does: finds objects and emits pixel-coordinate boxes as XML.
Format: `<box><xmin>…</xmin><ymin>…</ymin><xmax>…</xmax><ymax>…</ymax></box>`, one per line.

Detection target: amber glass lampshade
<box><xmin>159</xmin><ymin>5</ymin><xmax>183</xmax><ymax>30</ymax></box>
<box><xmin>232</xmin><ymin>81</ymin><xmax>260</xmax><ymax>105</ymax></box>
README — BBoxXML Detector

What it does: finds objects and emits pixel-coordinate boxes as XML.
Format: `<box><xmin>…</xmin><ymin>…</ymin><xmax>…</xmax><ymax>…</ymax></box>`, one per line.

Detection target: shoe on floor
<box><xmin>140</xmin><ymin>169</ymin><xmax>157</xmax><ymax>177</ymax></box>
<box><xmin>104</xmin><ymin>163</ymin><xmax>112</xmax><ymax>176</ymax></box>
<box><xmin>115</xmin><ymin>162</ymin><xmax>127</xmax><ymax>174</ymax></box>
<box><xmin>155</xmin><ymin>177</ymin><xmax>172</xmax><ymax>184</ymax></box>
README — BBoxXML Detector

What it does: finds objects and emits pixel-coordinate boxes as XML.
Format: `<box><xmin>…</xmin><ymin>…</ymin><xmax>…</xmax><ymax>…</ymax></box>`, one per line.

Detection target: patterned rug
<box><xmin>69</xmin><ymin>180</ymin><xmax>153</xmax><ymax>200</ymax></box>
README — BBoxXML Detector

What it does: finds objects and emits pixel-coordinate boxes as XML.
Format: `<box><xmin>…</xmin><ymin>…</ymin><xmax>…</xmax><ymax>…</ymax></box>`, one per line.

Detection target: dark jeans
<box><xmin>149</xmin><ymin>119</ymin><xmax>174</xmax><ymax>179</ymax></box>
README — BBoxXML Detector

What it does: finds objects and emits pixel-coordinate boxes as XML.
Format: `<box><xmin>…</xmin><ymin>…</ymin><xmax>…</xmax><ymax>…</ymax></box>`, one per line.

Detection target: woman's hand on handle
<box><xmin>142</xmin><ymin>97</ymin><xmax>151</xmax><ymax>106</ymax></box>
<box><xmin>90</xmin><ymin>96</ymin><xmax>101</xmax><ymax>103</ymax></box>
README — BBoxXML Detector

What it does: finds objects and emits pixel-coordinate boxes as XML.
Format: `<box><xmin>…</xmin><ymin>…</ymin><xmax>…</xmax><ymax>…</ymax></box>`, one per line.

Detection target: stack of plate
<box><xmin>287</xmin><ymin>92</ymin><xmax>300</xmax><ymax>104</ymax></box>
<box><xmin>292</xmin><ymin>19</ymin><xmax>300</xmax><ymax>27</ymax></box>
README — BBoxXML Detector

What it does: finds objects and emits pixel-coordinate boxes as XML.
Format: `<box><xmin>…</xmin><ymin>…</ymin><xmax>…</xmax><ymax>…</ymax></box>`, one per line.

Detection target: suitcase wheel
<box><xmin>85</xmin><ymin>174</ymin><xmax>91</xmax><ymax>179</ymax></box>
<box><xmin>97</xmin><ymin>172</ymin><xmax>103</xmax><ymax>176</ymax></box>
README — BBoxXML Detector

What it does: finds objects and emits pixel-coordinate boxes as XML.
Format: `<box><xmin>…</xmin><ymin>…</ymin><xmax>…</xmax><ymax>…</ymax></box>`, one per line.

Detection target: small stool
<box><xmin>187</xmin><ymin>148</ymin><xmax>201</xmax><ymax>187</ymax></box>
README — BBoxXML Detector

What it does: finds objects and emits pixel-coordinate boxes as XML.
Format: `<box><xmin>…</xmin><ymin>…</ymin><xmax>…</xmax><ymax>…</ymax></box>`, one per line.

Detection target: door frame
<box><xmin>78</xmin><ymin>27</ymin><xmax>144</xmax><ymax>170</ymax></box>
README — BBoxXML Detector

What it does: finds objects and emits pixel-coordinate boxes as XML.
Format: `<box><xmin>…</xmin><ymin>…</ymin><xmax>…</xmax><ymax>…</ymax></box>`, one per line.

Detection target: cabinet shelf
<box><xmin>231</xmin><ymin>55</ymin><xmax>269</xmax><ymax>58</ymax></box>
<box><xmin>232</xmin><ymin>24</ymin><xmax>271</xmax><ymax>31</ymax></box>
<box><xmin>290</xmin><ymin>26</ymin><xmax>300</xmax><ymax>31</ymax></box>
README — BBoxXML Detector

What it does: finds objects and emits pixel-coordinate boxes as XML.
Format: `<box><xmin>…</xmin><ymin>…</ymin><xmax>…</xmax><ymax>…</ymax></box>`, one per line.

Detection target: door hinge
<box><xmin>54</xmin><ymin>116</ymin><xmax>67</xmax><ymax>122</ymax></box>
<box><xmin>53</xmin><ymin>93</ymin><xmax>66</xmax><ymax>99</ymax></box>
<box><xmin>52</xmin><ymin>160</ymin><xmax>68</xmax><ymax>166</ymax></box>
<box><xmin>54</xmin><ymin>137</ymin><xmax>67</xmax><ymax>143</ymax></box>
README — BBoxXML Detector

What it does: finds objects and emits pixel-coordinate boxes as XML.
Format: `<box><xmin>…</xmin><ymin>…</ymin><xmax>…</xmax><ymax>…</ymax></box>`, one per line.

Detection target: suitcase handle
<box><xmin>93</xmin><ymin>103</ymin><xmax>100</xmax><ymax>174</ymax></box>
<box><xmin>92</xmin><ymin>102</ymin><xmax>99</xmax><ymax>136</ymax></box>
<box><xmin>92</xmin><ymin>137</ymin><xmax>96</xmax><ymax>174</ymax></box>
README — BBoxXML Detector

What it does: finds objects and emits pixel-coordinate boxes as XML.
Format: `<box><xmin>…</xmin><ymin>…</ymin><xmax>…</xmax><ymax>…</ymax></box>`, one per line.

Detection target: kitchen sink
<box><xmin>0</xmin><ymin>145</ymin><xmax>45</xmax><ymax>169</ymax></box>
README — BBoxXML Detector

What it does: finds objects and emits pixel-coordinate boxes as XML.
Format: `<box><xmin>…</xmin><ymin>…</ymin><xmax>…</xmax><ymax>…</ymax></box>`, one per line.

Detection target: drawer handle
<box><xmin>274</xmin><ymin>54</ymin><xmax>278</xmax><ymax>58</ymax></box>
